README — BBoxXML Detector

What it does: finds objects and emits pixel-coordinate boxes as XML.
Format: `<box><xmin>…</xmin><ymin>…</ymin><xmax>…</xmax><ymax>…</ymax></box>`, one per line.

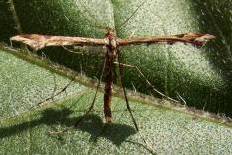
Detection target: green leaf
<box><xmin>0</xmin><ymin>47</ymin><xmax>232</xmax><ymax>154</ymax></box>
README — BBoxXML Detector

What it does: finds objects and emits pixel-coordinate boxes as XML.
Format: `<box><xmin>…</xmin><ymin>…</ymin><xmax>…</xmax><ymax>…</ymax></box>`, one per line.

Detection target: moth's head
<box><xmin>105</xmin><ymin>27</ymin><xmax>116</xmax><ymax>38</ymax></box>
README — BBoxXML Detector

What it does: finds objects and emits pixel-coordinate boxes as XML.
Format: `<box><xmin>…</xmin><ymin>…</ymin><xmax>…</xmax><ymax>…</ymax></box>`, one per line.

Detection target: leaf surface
<box><xmin>0</xmin><ymin>47</ymin><xmax>232</xmax><ymax>154</ymax></box>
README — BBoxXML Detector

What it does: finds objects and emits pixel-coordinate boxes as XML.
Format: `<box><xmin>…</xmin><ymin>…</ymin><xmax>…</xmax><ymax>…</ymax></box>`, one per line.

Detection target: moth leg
<box><xmin>116</xmin><ymin>52</ymin><xmax>139</xmax><ymax>131</ymax></box>
<box><xmin>117</xmin><ymin>52</ymin><xmax>153</xmax><ymax>147</ymax></box>
<box><xmin>113</xmin><ymin>62</ymin><xmax>178</xmax><ymax>103</ymax></box>
<box><xmin>29</xmin><ymin>76</ymin><xmax>74</xmax><ymax>110</ymax></box>
<box><xmin>62</xmin><ymin>46</ymin><xmax>85</xmax><ymax>54</ymax></box>
<box><xmin>116</xmin><ymin>52</ymin><xmax>156</xmax><ymax>155</ymax></box>
<box><xmin>75</xmin><ymin>56</ymin><xmax>106</xmax><ymax>127</ymax></box>
<box><xmin>28</xmin><ymin>77</ymin><xmax>76</xmax><ymax>135</ymax></box>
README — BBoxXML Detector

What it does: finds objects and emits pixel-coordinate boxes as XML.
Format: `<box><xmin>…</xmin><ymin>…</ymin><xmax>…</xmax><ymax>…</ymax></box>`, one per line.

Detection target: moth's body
<box><xmin>104</xmin><ymin>29</ymin><xmax>117</xmax><ymax>123</ymax></box>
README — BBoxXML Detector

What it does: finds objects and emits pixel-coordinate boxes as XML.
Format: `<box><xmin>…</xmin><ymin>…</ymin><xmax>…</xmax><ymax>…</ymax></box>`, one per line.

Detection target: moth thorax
<box><xmin>109</xmin><ymin>39</ymin><xmax>117</xmax><ymax>49</ymax></box>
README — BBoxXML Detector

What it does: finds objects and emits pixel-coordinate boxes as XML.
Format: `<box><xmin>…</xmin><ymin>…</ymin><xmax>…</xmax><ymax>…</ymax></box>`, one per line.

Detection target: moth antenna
<box><xmin>118</xmin><ymin>1</ymin><xmax>146</xmax><ymax>30</ymax></box>
<box><xmin>78</xmin><ymin>0</ymin><xmax>109</xmax><ymax>32</ymax></box>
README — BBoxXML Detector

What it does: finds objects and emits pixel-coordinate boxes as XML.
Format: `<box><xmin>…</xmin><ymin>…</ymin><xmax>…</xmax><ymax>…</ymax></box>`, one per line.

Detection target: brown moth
<box><xmin>10</xmin><ymin>28</ymin><xmax>215</xmax><ymax>125</ymax></box>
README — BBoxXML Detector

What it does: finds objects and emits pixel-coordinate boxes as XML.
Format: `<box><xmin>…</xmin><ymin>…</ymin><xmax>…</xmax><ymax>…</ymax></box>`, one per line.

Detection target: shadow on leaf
<box><xmin>76</xmin><ymin>114</ymin><xmax>136</xmax><ymax>145</ymax></box>
<box><xmin>0</xmin><ymin>108</ymin><xmax>136</xmax><ymax>146</ymax></box>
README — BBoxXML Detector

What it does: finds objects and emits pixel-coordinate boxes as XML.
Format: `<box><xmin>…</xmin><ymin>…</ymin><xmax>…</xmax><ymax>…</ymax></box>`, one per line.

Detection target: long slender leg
<box><xmin>87</xmin><ymin>57</ymin><xmax>107</xmax><ymax>113</ymax></box>
<box><xmin>117</xmin><ymin>51</ymin><xmax>156</xmax><ymax>154</ymax></box>
<box><xmin>29</xmin><ymin>76</ymin><xmax>75</xmax><ymax>110</ymax></box>
<box><xmin>75</xmin><ymin>56</ymin><xmax>106</xmax><ymax>126</ymax></box>
<box><xmin>117</xmin><ymin>51</ymin><xmax>139</xmax><ymax>131</ymax></box>
<box><xmin>113</xmin><ymin>62</ymin><xmax>178</xmax><ymax>103</ymax></box>
<box><xmin>62</xmin><ymin>45</ymin><xmax>106</xmax><ymax>118</ymax></box>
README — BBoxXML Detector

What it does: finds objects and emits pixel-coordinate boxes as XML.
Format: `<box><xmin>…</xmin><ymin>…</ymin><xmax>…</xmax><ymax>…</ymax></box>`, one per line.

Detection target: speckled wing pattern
<box><xmin>10</xmin><ymin>33</ymin><xmax>215</xmax><ymax>51</ymax></box>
